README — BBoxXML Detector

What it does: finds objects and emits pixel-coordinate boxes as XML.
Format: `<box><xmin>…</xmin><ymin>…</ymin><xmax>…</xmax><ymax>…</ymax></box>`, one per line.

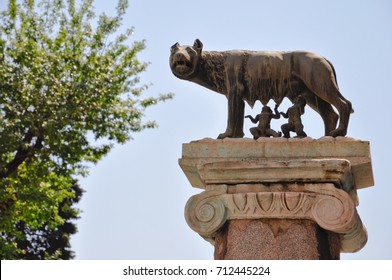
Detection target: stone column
<box><xmin>180</xmin><ymin>137</ymin><xmax>374</xmax><ymax>260</ymax></box>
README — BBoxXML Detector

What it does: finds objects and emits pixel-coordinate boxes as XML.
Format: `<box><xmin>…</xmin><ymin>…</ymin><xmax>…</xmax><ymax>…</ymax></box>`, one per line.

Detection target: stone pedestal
<box><xmin>180</xmin><ymin>137</ymin><xmax>374</xmax><ymax>260</ymax></box>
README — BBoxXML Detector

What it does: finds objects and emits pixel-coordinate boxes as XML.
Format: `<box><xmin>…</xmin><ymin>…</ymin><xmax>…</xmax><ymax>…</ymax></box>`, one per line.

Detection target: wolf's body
<box><xmin>170</xmin><ymin>40</ymin><xmax>353</xmax><ymax>138</ymax></box>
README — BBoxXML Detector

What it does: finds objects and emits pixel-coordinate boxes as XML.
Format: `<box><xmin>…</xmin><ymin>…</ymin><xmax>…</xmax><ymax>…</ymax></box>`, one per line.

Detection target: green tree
<box><xmin>0</xmin><ymin>0</ymin><xmax>172</xmax><ymax>259</ymax></box>
<box><xmin>13</xmin><ymin>180</ymin><xmax>83</xmax><ymax>259</ymax></box>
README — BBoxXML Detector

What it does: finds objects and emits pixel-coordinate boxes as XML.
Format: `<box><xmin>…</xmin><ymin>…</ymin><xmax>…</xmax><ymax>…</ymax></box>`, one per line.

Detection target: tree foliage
<box><xmin>0</xmin><ymin>0</ymin><xmax>171</xmax><ymax>259</ymax></box>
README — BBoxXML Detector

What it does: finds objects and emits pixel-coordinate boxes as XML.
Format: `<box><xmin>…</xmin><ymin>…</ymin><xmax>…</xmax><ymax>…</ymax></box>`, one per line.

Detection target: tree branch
<box><xmin>0</xmin><ymin>129</ymin><xmax>43</xmax><ymax>179</ymax></box>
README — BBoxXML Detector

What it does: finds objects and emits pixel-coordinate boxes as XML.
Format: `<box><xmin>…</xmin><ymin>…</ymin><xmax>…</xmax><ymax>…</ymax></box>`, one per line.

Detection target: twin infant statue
<box><xmin>245</xmin><ymin>95</ymin><xmax>307</xmax><ymax>139</ymax></box>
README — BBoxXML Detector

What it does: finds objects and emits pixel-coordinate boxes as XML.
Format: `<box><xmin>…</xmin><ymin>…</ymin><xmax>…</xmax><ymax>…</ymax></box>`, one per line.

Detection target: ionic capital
<box><xmin>185</xmin><ymin>183</ymin><xmax>367</xmax><ymax>253</ymax></box>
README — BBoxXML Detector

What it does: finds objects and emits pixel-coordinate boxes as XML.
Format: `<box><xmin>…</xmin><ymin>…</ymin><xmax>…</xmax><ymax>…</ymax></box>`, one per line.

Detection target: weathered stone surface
<box><xmin>214</xmin><ymin>219</ymin><xmax>340</xmax><ymax>260</ymax></box>
<box><xmin>180</xmin><ymin>137</ymin><xmax>373</xmax><ymax>189</ymax></box>
<box><xmin>198</xmin><ymin>159</ymin><xmax>354</xmax><ymax>193</ymax></box>
<box><xmin>185</xmin><ymin>183</ymin><xmax>367</xmax><ymax>253</ymax></box>
<box><xmin>180</xmin><ymin>138</ymin><xmax>373</xmax><ymax>259</ymax></box>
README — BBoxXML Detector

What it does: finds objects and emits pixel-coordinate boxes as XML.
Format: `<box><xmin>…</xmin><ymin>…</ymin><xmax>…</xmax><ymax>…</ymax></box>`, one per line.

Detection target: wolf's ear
<box><xmin>193</xmin><ymin>39</ymin><xmax>203</xmax><ymax>52</ymax></box>
<box><xmin>171</xmin><ymin>42</ymin><xmax>179</xmax><ymax>52</ymax></box>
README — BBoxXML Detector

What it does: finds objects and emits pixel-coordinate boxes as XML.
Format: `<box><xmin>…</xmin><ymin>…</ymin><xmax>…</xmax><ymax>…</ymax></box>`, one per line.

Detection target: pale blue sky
<box><xmin>2</xmin><ymin>0</ymin><xmax>392</xmax><ymax>259</ymax></box>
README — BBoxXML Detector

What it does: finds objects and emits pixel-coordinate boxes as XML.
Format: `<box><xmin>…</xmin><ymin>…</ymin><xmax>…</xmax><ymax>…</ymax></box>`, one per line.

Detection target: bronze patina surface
<box><xmin>170</xmin><ymin>39</ymin><xmax>353</xmax><ymax>139</ymax></box>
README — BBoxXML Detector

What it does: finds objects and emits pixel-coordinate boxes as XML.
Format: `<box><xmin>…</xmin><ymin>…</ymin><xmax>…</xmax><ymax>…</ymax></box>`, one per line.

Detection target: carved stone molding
<box><xmin>197</xmin><ymin>159</ymin><xmax>355</xmax><ymax>193</ymax></box>
<box><xmin>185</xmin><ymin>184</ymin><xmax>367</xmax><ymax>253</ymax></box>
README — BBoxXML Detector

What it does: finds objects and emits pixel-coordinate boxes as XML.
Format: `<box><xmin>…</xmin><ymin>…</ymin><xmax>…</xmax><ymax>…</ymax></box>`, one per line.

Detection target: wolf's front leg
<box><xmin>217</xmin><ymin>92</ymin><xmax>245</xmax><ymax>139</ymax></box>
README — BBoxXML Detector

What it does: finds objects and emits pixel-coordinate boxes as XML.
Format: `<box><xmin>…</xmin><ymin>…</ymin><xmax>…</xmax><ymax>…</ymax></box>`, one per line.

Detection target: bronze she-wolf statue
<box><xmin>170</xmin><ymin>39</ymin><xmax>353</xmax><ymax>139</ymax></box>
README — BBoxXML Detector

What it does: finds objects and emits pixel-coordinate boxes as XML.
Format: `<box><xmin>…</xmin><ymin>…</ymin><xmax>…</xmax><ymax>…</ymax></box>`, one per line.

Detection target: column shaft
<box><xmin>214</xmin><ymin>219</ymin><xmax>340</xmax><ymax>260</ymax></box>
